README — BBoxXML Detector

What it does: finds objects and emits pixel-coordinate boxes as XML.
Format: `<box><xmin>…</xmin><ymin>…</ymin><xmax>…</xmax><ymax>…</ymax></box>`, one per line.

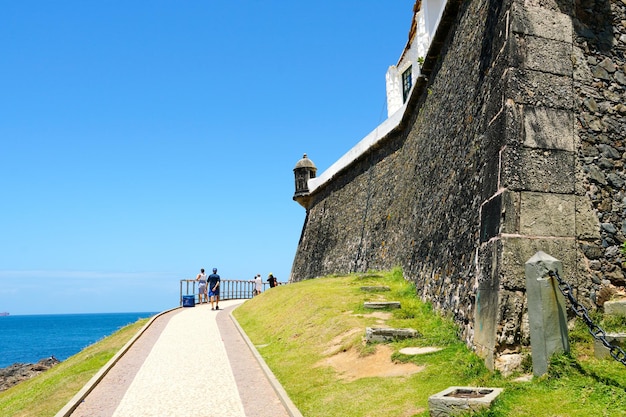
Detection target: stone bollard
<box><xmin>525</xmin><ymin>251</ymin><xmax>570</xmax><ymax>376</ymax></box>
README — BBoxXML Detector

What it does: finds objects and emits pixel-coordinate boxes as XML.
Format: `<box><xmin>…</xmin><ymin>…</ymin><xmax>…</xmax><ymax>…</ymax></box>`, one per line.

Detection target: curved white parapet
<box><xmin>308</xmin><ymin>102</ymin><xmax>407</xmax><ymax>193</ymax></box>
<box><xmin>308</xmin><ymin>0</ymin><xmax>448</xmax><ymax>195</ymax></box>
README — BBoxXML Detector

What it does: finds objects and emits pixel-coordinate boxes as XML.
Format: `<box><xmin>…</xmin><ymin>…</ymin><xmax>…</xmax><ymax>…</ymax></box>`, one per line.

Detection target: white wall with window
<box><xmin>385</xmin><ymin>0</ymin><xmax>448</xmax><ymax>118</ymax></box>
<box><xmin>309</xmin><ymin>0</ymin><xmax>449</xmax><ymax>194</ymax></box>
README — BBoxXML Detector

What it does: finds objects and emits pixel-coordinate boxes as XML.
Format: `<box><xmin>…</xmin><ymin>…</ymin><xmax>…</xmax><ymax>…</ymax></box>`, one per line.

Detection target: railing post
<box><xmin>525</xmin><ymin>251</ymin><xmax>570</xmax><ymax>376</ymax></box>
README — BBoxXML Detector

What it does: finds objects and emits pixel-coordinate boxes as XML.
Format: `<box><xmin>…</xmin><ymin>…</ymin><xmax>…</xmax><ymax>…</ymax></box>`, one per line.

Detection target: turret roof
<box><xmin>294</xmin><ymin>153</ymin><xmax>316</xmax><ymax>169</ymax></box>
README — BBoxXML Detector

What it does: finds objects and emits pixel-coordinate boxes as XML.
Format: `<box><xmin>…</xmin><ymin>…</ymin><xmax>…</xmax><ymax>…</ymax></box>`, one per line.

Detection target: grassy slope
<box><xmin>3</xmin><ymin>269</ymin><xmax>626</xmax><ymax>416</ymax></box>
<box><xmin>0</xmin><ymin>318</ymin><xmax>149</xmax><ymax>417</ymax></box>
<box><xmin>233</xmin><ymin>269</ymin><xmax>626</xmax><ymax>417</ymax></box>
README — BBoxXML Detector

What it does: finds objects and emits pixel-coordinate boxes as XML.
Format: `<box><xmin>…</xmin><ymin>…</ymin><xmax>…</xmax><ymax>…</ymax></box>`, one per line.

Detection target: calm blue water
<box><xmin>0</xmin><ymin>312</ymin><xmax>157</xmax><ymax>369</ymax></box>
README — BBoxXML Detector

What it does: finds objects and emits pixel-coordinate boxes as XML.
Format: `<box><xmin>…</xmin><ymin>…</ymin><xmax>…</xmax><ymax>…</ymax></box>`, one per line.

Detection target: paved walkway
<box><xmin>58</xmin><ymin>300</ymin><xmax>300</xmax><ymax>417</ymax></box>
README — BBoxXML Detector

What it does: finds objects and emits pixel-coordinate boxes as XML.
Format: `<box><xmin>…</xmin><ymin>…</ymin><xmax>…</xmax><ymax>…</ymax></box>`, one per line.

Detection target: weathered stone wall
<box><xmin>574</xmin><ymin>0</ymin><xmax>626</xmax><ymax>291</ymax></box>
<box><xmin>291</xmin><ymin>0</ymin><xmax>626</xmax><ymax>368</ymax></box>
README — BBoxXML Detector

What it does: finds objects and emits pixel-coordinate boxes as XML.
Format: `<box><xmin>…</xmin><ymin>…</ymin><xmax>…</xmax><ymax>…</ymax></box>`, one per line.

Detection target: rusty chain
<box><xmin>547</xmin><ymin>270</ymin><xmax>626</xmax><ymax>367</ymax></box>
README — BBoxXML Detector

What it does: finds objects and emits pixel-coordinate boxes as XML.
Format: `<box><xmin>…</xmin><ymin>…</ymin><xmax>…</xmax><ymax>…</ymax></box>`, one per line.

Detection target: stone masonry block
<box><xmin>522</xmin><ymin>0</ymin><xmax>573</xmax><ymax>13</ymax></box>
<box><xmin>501</xmin><ymin>190</ymin><xmax>520</xmax><ymax>235</ymax></box>
<box><xmin>575</xmin><ymin>195</ymin><xmax>601</xmax><ymax>240</ymax></box>
<box><xmin>604</xmin><ymin>300</ymin><xmax>626</xmax><ymax>316</ymax></box>
<box><xmin>500</xmin><ymin>237</ymin><xmax>576</xmax><ymax>290</ymax></box>
<box><xmin>482</xmin><ymin>150</ymin><xmax>501</xmax><ymax>203</ymax></box>
<box><xmin>572</xmin><ymin>46</ymin><xmax>593</xmax><ymax>82</ymax></box>
<box><xmin>480</xmin><ymin>190</ymin><xmax>523</xmax><ymax>239</ymax></box>
<box><xmin>480</xmin><ymin>194</ymin><xmax>503</xmax><ymax>243</ymax></box>
<box><xmin>428</xmin><ymin>387</ymin><xmax>504</xmax><ymax>417</ymax></box>
<box><xmin>594</xmin><ymin>333</ymin><xmax>626</xmax><ymax>359</ymax></box>
<box><xmin>364</xmin><ymin>301</ymin><xmax>401</xmax><ymax>309</ymax></box>
<box><xmin>496</xmin><ymin>288</ymin><xmax>528</xmax><ymax>346</ymax></box>
<box><xmin>365</xmin><ymin>327</ymin><xmax>420</xmax><ymax>343</ymax></box>
<box><xmin>510</xmin><ymin>3</ymin><xmax>573</xmax><ymax>43</ymax></box>
<box><xmin>475</xmin><ymin>240</ymin><xmax>502</xmax><ymax>370</ymax></box>
<box><xmin>508</xmin><ymin>69</ymin><xmax>574</xmax><ymax>110</ymax></box>
<box><xmin>476</xmin><ymin>239</ymin><xmax>501</xmax><ymax>290</ymax></box>
<box><xmin>481</xmin><ymin>54</ymin><xmax>510</xmax><ymax>126</ymax></box>
<box><xmin>523</xmin><ymin>106</ymin><xmax>574</xmax><ymax>151</ymax></box>
<box><xmin>511</xmin><ymin>35</ymin><xmax>573</xmax><ymax>76</ymax></box>
<box><xmin>501</xmin><ymin>146</ymin><xmax>575</xmax><ymax>193</ymax></box>
<box><xmin>481</xmin><ymin>106</ymin><xmax>509</xmax><ymax>200</ymax></box>
<box><xmin>519</xmin><ymin>192</ymin><xmax>575</xmax><ymax>237</ymax></box>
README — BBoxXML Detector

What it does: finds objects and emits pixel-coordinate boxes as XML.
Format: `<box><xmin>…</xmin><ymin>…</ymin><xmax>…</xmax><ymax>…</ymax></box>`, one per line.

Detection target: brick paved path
<box><xmin>61</xmin><ymin>300</ymin><xmax>297</xmax><ymax>417</ymax></box>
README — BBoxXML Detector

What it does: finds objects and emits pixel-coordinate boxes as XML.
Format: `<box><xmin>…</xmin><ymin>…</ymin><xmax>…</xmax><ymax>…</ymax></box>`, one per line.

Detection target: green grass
<box><xmin>4</xmin><ymin>269</ymin><xmax>626</xmax><ymax>416</ymax></box>
<box><xmin>0</xmin><ymin>318</ymin><xmax>150</xmax><ymax>417</ymax></box>
<box><xmin>234</xmin><ymin>268</ymin><xmax>626</xmax><ymax>417</ymax></box>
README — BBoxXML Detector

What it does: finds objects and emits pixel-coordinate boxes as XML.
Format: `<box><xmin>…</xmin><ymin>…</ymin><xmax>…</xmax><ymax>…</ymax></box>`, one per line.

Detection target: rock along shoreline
<box><xmin>0</xmin><ymin>357</ymin><xmax>60</xmax><ymax>392</ymax></box>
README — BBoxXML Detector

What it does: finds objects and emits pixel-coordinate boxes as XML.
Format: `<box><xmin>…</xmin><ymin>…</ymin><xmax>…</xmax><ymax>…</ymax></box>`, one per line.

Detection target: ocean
<box><xmin>0</xmin><ymin>312</ymin><xmax>157</xmax><ymax>369</ymax></box>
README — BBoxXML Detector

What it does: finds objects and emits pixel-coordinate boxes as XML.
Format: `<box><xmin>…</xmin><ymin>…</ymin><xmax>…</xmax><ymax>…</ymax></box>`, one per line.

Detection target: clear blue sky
<box><xmin>1</xmin><ymin>1</ymin><xmax>413</xmax><ymax>315</ymax></box>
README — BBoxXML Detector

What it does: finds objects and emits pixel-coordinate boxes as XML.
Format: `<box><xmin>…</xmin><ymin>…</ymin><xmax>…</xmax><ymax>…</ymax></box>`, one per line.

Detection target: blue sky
<box><xmin>1</xmin><ymin>1</ymin><xmax>413</xmax><ymax>315</ymax></box>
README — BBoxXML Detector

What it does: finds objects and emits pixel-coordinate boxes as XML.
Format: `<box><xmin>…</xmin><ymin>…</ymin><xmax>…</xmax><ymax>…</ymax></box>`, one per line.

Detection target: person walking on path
<box><xmin>253</xmin><ymin>274</ymin><xmax>262</xmax><ymax>296</ymax></box>
<box><xmin>196</xmin><ymin>268</ymin><xmax>208</xmax><ymax>304</ymax></box>
<box><xmin>267</xmin><ymin>273</ymin><xmax>278</xmax><ymax>288</ymax></box>
<box><xmin>208</xmin><ymin>268</ymin><xmax>221</xmax><ymax>310</ymax></box>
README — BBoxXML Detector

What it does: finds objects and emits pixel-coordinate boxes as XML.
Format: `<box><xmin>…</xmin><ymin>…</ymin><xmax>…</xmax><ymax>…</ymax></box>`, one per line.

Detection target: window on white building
<box><xmin>402</xmin><ymin>66</ymin><xmax>412</xmax><ymax>103</ymax></box>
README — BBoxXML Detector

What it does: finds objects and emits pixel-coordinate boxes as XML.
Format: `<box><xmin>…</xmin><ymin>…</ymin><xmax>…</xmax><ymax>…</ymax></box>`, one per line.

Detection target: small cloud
<box><xmin>0</xmin><ymin>287</ymin><xmax>19</xmax><ymax>295</ymax></box>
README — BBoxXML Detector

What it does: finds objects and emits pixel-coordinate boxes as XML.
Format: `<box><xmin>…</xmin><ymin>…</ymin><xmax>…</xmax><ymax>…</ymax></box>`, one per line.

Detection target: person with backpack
<box><xmin>267</xmin><ymin>273</ymin><xmax>278</xmax><ymax>288</ymax></box>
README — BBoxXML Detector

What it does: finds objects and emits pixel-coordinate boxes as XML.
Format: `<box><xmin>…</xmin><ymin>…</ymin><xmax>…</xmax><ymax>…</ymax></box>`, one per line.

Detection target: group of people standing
<box><xmin>252</xmin><ymin>273</ymin><xmax>278</xmax><ymax>296</ymax></box>
<box><xmin>195</xmin><ymin>268</ymin><xmax>221</xmax><ymax>310</ymax></box>
<box><xmin>195</xmin><ymin>269</ymin><xmax>279</xmax><ymax>306</ymax></box>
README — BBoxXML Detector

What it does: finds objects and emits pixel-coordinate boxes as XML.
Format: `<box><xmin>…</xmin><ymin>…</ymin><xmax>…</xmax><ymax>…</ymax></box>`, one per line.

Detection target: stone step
<box><xmin>604</xmin><ymin>299</ymin><xmax>626</xmax><ymax>316</ymax></box>
<box><xmin>365</xmin><ymin>327</ymin><xmax>420</xmax><ymax>343</ymax></box>
<box><xmin>360</xmin><ymin>286</ymin><xmax>391</xmax><ymax>292</ymax></box>
<box><xmin>593</xmin><ymin>332</ymin><xmax>626</xmax><ymax>359</ymax></box>
<box><xmin>399</xmin><ymin>346</ymin><xmax>442</xmax><ymax>355</ymax></box>
<box><xmin>363</xmin><ymin>301</ymin><xmax>401</xmax><ymax>309</ymax></box>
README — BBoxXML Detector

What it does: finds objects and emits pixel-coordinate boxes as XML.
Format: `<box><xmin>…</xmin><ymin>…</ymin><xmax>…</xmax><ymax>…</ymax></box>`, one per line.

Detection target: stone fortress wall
<box><xmin>290</xmin><ymin>0</ymin><xmax>626</xmax><ymax>368</ymax></box>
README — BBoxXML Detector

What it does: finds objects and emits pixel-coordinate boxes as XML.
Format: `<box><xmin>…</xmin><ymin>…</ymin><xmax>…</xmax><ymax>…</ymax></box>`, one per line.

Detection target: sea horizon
<box><xmin>0</xmin><ymin>311</ymin><xmax>158</xmax><ymax>368</ymax></box>
<box><xmin>0</xmin><ymin>310</ymin><xmax>158</xmax><ymax>317</ymax></box>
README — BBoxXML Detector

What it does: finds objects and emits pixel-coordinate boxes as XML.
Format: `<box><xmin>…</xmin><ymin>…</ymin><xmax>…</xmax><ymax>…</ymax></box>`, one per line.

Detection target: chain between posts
<box><xmin>548</xmin><ymin>270</ymin><xmax>626</xmax><ymax>367</ymax></box>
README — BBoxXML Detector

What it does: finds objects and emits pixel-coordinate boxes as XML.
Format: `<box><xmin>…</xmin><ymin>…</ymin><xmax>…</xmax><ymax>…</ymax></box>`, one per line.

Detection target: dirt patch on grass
<box><xmin>358</xmin><ymin>311</ymin><xmax>392</xmax><ymax>321</ymax></box>
<box><xmin>344</xmin><ymin>310</ymin><xmax>393</xmax><ymax>320</ymax></box>
<box><xmin>317</xmin><ymin>344</ymin><xmax>424</xmax><ymax>382</ymax></box>
<box><xmin>319</xmin><ymin>312</ymin><xmax>422</xmax><ymax>381</ymax></box>
<box><xmin>322</xmin><ymin>328</ymin><xmax>363</xmax><ymax>355</ymax></box>
<box><xmin>400</xmin><ymin>407</ymin><xmax>427</xmax><ymax>416</ymax></box>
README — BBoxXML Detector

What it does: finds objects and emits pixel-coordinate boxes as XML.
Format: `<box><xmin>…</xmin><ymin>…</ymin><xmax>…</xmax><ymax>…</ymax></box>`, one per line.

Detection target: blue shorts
<box><xmin>209</xmin><ymin>289</ymin><xmax>219</xmax><ymax>297</ymax></box>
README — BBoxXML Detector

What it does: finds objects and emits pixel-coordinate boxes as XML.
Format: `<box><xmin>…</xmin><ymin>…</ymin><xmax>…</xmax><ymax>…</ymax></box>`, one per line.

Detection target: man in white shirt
<box><xmin>253</xmin><ymin>274</ymin><xmax>262</xmax><ymax>296</ymax></box>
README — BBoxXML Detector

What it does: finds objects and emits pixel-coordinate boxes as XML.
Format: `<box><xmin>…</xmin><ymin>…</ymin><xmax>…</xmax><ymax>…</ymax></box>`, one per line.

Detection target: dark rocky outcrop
<box><xmin>0</xmin><ymin>357</ymin><xmax>60</xmax><ymax>392</ymax></box>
